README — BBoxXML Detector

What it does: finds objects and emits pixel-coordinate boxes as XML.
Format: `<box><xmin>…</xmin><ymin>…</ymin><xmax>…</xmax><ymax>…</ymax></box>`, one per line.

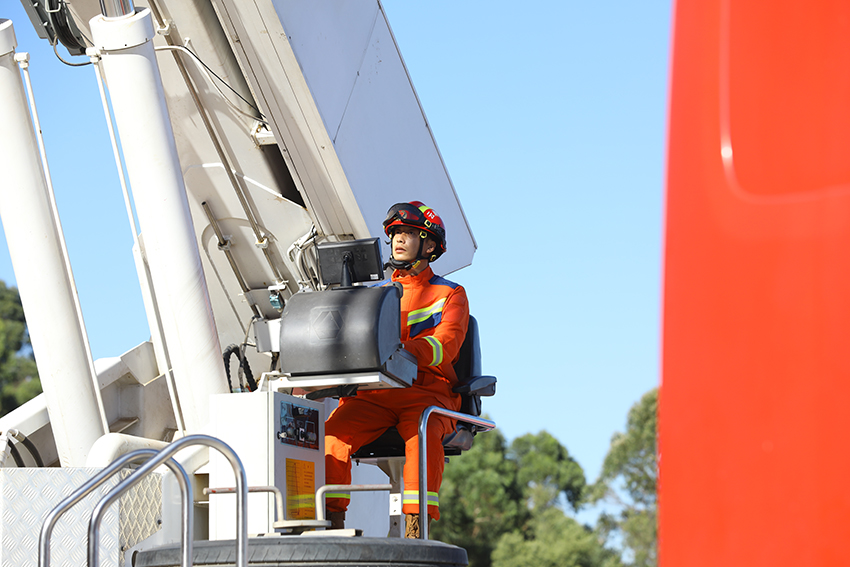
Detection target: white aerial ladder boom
<box><xmin>0</xmin><ymin>2</ymin><xmax>484</xmax><ymax>562</ymax></box>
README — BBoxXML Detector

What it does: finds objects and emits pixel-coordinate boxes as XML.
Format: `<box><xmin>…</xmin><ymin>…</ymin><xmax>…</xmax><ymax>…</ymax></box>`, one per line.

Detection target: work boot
<box><xmin>404</xmin><ymin>513</ymin><xmax>420</xmax><ymax>539</ymax></box>
<box><xmin>404</xmin><ymin>513</ymin><xmax>432</xmax><ymax>539</ymax></box>
<box><xmin>327</xmin><ymin>511</ymin><xmax>345</xmax><ymax>530</ymax></box>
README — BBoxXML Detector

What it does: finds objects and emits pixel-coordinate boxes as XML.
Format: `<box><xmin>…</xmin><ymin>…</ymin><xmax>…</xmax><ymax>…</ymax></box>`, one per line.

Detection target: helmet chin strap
<box><xmin>386</xmin><ymin>256</ymin><xmax>415</xmax><ymax>271</ymax></box>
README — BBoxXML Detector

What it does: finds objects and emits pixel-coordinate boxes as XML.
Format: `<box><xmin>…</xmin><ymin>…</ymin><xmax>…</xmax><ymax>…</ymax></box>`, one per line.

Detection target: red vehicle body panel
<box><xmin>661</xmin><ymin>1</ymin><xmax>850</xmax><ymax>564</ymax></box>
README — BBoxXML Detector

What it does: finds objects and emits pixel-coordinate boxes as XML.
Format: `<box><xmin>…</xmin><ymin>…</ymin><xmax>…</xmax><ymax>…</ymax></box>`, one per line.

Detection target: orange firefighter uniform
<box><xmin>324</xmin><ymin>265</ymin><xmax>469</xmax><ymax>520</ymax></box>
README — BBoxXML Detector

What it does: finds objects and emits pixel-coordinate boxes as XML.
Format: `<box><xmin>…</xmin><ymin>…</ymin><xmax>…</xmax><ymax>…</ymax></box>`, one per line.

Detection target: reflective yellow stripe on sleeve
<box><xmin>423</xmin><ymin>336</ymin><xmax>443</xmax><ymax>366</ymax></box>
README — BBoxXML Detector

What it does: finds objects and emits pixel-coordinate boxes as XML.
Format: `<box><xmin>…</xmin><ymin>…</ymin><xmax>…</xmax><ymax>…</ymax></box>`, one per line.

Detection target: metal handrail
<box><xmin>88</xmin><ymin>434</ymin><xmax>249</xmax><ymax>567</ymax></box>
<box><xmin>418</xmin><ymin>407</ymin><xmax>495</xmax><ymax>540</ymax></box>
<box><xmin>206</xmin><ymin>485</ymin><xmax>285</xmax><ymax>524</ymax></box>
<box><xmin>39</xmin><ymin>449</ymin><xmax>192</xmax><ymax>567</ymax></box>
<box><xmin>315</xmin><ymin>484</ymin><xmax>392</xmax><ymax>521</ymax></box>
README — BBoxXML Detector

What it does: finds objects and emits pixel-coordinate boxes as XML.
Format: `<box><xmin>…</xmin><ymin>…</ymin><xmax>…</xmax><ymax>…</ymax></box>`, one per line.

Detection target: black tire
<box><xmin>136</xmin><ymin>537</ymin><xmax>468</xmax><ymax>567</ymax></box>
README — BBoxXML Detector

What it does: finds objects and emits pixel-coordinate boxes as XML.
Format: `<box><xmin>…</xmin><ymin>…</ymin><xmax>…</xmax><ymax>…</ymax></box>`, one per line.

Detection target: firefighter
<box><xmin>324</xmin><ymin>201</ymin><xmax>470</xmax><ymax>538</ymax></box>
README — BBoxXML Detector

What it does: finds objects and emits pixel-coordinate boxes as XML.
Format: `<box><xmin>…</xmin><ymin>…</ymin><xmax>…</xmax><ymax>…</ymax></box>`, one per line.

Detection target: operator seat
<box><xmin>351</xmin><ymin>315</ymin><xmax>496</xmax><ymax>460</ymax></box>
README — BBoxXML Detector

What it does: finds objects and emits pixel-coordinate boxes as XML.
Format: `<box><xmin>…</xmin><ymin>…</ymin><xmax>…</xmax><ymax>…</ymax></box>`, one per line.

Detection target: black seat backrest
<box><xmin>453</xmin><ymin>316</ymin><xmax>481</xmax><ymax>382</ymax></box>
<box><xmin>453</xmin><ymin>315</ymin><xmax>483</xmax><ymax>417</ymax></box>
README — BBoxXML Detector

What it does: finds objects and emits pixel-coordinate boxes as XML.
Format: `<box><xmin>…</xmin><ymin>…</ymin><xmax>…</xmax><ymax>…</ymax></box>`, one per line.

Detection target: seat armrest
<box><xmin>453</xmin><ymin>375</ymin><xmax>496</xmax><ymax>397</ymax></box>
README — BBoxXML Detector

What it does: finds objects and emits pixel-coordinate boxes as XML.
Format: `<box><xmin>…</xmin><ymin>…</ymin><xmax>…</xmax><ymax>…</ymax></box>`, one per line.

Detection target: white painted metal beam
<box><xmin>0</xmin><ymin>19</ymin><xmax>108</xmax><ymax>466</ymax></box>
<box><xmin>89</xmin><ymin>8</ymin><xmax>229</xmax><ymax>431</ymax></box>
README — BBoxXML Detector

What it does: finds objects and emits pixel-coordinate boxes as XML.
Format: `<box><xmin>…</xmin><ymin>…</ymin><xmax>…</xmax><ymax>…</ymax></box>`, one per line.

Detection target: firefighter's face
<box><xmin>392</xmin><ymin>227</ymin><xmax>435</xmax><ymax>263</ymax></box>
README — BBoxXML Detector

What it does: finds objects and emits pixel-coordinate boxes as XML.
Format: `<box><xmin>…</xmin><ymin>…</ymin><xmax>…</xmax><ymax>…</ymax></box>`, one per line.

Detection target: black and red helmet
<box><xmin>383</xmin><ymin>201</ymin><xmax>446</xmax><ymax>261</ymax></box>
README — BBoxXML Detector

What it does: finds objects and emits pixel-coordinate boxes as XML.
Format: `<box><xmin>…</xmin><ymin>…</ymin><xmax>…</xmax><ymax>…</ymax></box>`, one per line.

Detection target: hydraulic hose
<box><xmin>7</xmin><ymin>429</ymin><xmax>45</xmax><ymax>467</ymax></box>
<box><xmin>18</xmin><ymin>433</ymin><xmax>45</xmax><ymax>467</ymax></box>
<box><xmin>223</xmin><ymin>344</ymin><xmax>256</xmax><ymax>392</ymax></box>
<box><xmin>8</xmin><ymin>442</ymin><xmax>24</xmax><ymax>467</ymax></box>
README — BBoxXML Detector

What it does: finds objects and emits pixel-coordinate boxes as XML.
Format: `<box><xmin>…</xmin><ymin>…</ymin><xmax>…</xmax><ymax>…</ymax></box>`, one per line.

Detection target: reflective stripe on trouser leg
<box><xmin>323</xmin><ymin>434</ymin><xmax>353</xmax><ymax>514</ymax></box>
<box><xmin>324</xmin><ymin>493</ymin><xmax>352</xmax><ymax>501</ymax></box>
<box><xmin>324</xmin><ymin>397</ymin><xmax>398</xmax><ymax>513</ymax></box>
<box><xmin>323</xmin><ymin>492</ymin><xmax>350</xmax><ymax>514</ymax></box>
<box><xmin>398</xmin><ymin>411</ymin><xmax>453</xmax><ymax>521</ymax></box>
<box><xmin>403</xmin><ymin>490</ymin><xmax>439</xmax><ymax>512</ymax></box>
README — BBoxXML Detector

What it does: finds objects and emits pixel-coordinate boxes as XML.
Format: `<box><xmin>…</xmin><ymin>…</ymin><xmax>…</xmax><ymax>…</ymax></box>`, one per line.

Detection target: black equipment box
<box><xmin>279</xmin><ymin>286</ymin><xmax>402</xmax><ymax>376</ymax></box>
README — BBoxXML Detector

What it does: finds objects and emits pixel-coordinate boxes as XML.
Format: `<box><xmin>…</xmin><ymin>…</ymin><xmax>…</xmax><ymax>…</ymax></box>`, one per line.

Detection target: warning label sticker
<box><xmin>286</xmin><ymin>458</ymin><xmax>316</xmax><ymax>520</ymax></box>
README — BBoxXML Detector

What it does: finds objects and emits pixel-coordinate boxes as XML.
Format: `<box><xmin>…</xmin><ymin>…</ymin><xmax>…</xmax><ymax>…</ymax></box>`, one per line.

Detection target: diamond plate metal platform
<box><xmin>0</xmin><ymin>468</ymin><xmax>161</xmax><ymax>567</ymax></box>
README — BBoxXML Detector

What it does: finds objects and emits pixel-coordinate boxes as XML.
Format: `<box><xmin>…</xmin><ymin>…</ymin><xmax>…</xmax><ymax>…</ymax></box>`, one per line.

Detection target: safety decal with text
<box><xmin>286</xmin><ymin>458</ymin><xmax>316</xmax><ymax>520</ymax></box>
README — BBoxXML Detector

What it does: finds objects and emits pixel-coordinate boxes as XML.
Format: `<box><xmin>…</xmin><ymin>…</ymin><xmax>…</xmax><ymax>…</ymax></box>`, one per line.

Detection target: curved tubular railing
<box><xmin>39</xmin><ymin>448</ymin><xmax>192</xmax><ymax>567</ymax></box>
<box><xmin>205</xmin><ymin>486</ymin><xmax>285</xmax><ymax>524</ymax></box>
<box><xmin>315</xmin><ymin>484</ymin><xmax>393</xmax><ymax>521</ymax></box>
<box><xmin>88</xmin><ymin>435</ymin><xmax>248</xmax><ymax>567</ymax></box>
<box><xmin>418</xmin><ymin>407</ymin><xmax>495</xmax><ymax>540</ymax></box>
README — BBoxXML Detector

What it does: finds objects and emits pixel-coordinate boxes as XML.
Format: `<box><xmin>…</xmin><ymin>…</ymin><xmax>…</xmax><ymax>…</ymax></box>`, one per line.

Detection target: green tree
<box><xmin>434</xmin><ymin>428</ymin><xmax>619</xmax><ymax>567</ymax></box>
<box><xmin>0</xmin><ymin>281</ymin><xmax>40</xmax><ymax>416</ymax></box>
<box><xmin>588</xmin><ymin>388</ymin><xmax>658</xmax><ymax>567</ymax></box>
<box><xmin>510</xmin><ymin>431</ymin><xmax>586</xmax><ymax>511</ymax></box>
<box><xmin>434</xmin><ymin>428</ymin><xmax>527</xmax><ymax>566</ymax></box>
<box><xmin>493</xmin><ymin>507</ymin><xmax>621</xmax><ymax>567</ymax></box>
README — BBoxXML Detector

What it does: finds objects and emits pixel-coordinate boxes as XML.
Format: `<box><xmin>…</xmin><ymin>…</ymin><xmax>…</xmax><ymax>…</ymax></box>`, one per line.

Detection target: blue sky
<box><xmin>0</xmin><ymin>1</ymin><xmax>670</xmax><ymax>483</ymax></box>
